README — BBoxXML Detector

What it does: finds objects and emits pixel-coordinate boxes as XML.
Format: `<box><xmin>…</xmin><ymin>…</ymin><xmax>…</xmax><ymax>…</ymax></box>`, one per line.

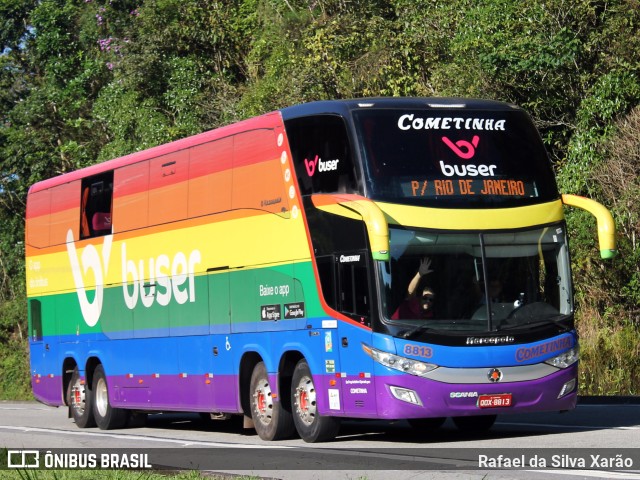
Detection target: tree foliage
<box><xmin>1</xmin><ymin>0</ymin><xmax>639</xmax><ymax>396</ymax></box>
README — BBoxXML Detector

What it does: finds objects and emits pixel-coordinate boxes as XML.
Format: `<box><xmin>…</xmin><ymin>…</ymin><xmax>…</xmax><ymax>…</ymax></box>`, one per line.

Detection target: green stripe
<box><xmin>28</xmin><ymin>261</ymin><xmax>324</xmax><ymax>337</ymax></box>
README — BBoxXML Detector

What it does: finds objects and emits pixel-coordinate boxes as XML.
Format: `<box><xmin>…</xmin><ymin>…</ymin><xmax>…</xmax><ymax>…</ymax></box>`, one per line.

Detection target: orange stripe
<box><xmin>112</xmin><ymin>190</ymin><xmax>148</xmax><ymax>233</ymax></box>
<box><xmin>188</xmin><ymin>170</ymin><xmax>232</xmax><ymax>218</ymax></box>
<box><xmin>27</xmin><ymin>112</ymin><xmax>283</xmax><ymax>195</ymax></box>
<box><xmin>25</xmin><ymin>207</ymin><xmax>278</xmax><ymax>257</ymax></box>
<box><xmin>232</xmin><ymin>159</ymin><xmax>289</xmax><ymax>214</ymax></box>
<box><xmin>26</xmin><ymin>115</ymin><xmax>285</xmax><ymax>219</ymax></box>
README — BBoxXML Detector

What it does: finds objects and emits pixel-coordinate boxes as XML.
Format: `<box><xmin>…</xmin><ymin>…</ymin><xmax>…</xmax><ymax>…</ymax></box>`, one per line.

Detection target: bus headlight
<box><xmin>544</xmin><ymin>347</ymin><xmax>579</xmax><ymax>369</ymax></box>
<box><xmin>362</xmin><ymin>343</ymin><xmax>438</xmax><ymax>377</ymax></box>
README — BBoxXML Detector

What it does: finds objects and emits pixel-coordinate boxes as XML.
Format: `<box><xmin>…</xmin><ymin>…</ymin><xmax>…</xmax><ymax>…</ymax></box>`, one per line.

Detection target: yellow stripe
<box><xmin>376</xmin><ymin>200</ymin><xmax>565</xmax><ymax>230</ymax></box>
<box><xmin>26</xmin><ymin>211</ymin><xmax>309</xmax><ymax>297</ymax></box>
<box><xmin>316</xmin><ymin>200</ymin><xmax>565</xmax><ymax>231</ymax></box>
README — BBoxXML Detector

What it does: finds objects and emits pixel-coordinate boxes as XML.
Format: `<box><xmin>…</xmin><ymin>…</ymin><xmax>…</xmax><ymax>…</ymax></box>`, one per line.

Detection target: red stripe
<box><xmin>27</xmin><ymin>113</ymin><xmax>284</xmax><ymax>218</ymax></box>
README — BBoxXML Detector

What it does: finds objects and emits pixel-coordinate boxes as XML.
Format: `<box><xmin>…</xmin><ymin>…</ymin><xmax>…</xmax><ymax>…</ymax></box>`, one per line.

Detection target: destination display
<box><xmin>401</xmin><ymin>177</ymin><xmax>532</xmax><ymax>198</ymax></box>
<box><xmin>354</xmin><ymin>109</ymin><xmax>558</xmax><ymax>207</ymax></box>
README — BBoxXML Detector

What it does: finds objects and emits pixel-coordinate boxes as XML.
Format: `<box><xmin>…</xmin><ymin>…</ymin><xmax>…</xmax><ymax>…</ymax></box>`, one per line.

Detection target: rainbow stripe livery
<box><xmin>26</xmin><ymin>98</ymin><xmax>614</xmax><ymax>442</ymax></box>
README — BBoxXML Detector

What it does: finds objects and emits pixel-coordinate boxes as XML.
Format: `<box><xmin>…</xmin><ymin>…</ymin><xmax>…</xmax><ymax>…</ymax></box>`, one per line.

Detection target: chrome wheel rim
<box><xmin>252</xmin><ymin>378</ymin><xmax>273</xmax><ymax>426</ymax></box>
<box><xmin>294</xmin><ymin>375</ymin><xmax>316</xmax><ymax>426</ymax></box>
<box><xmin>71</xmin><ymin>379</ymin><xmax>86</xmax><ymax>415</ymax></box>
<box><xmin>95</xmin><ymin>377</ymin><xmax>109</xmax><ymax>417</ymax></box>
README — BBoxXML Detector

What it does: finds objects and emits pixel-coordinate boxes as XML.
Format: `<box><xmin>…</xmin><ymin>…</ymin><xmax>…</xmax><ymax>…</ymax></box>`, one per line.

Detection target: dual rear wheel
<box><xmin>68</xmin><ymin>365</ymin><xmax>128</xmax><ymax>430</ymax></box>
<box><xmin>92</xmin><ymin>365</ymin><xmax>129</xmax><ymax>430</ymax></box>
<box><xmin>249</xmin><ymin>359</ymin><xmax>340</xmax><ymax>443</ymax></box>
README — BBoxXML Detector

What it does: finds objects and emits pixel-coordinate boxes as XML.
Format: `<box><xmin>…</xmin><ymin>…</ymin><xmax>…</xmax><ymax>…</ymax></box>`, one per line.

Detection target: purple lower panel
<box><xmin>110</xmin><ymin>374</ymin><xmax>240</xmax><ymax>412</ymax></box>
<box><xmin>316</xmin><ymin>366</ymin><xmax>577</xmax><ymax>420</ymax></box>
<box><xmin>32</xmin><ymin>375</ymin><xmax>64</xmax><ymax>407</ymax></box>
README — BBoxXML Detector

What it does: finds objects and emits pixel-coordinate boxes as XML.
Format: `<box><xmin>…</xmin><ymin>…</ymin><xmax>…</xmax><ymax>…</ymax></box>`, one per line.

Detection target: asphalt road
<box><xmin>1</xmin><ymin>398</ymin><xmax>639</xmax><ymax>480</ymax></box>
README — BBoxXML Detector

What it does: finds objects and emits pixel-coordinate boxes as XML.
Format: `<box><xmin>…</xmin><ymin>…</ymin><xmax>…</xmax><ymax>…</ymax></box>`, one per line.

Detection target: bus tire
<box><xmin>249</xmin><ymin>362</ymin><xmax>294</xmax><ymax>441</ymax></box>
<box><xmin>291</xmin><ymin>359</ymin><xmax>340</xmax><ymax>443</ymax></box>
<box><xmin>452</xmin><ymin>414</ymin><xmax>497</xmax><ymax>432</ymax></box>
<box><xmin>92</xmin><ymin>364</ymin><xmax>129</xmax><ymax>430</ymax></box>
<box><xmin>408</xmin><ymin>417</ymin><xmax>446</xmax><ymax>430</ymax></box>
<box><xmin>69</xmin><ymin>367</ymin><xmax>96</xmax><ymax>428</ymax></box>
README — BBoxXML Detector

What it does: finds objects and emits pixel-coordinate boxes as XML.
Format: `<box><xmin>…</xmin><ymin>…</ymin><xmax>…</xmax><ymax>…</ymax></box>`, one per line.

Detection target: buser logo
<box><xmin>440</xmin><ymin>135</ymin><xmax>498</xmax><ymax>177</ymax></box>
<box><xmin>67</xmin><ymin>230</ymin><xmax>113</xmax><ymax>327</ymax></box>
<box><xmin>66</xmin><ymin>229</ymin><xmax>201</xmax><ymax>327</ymax></box>
<box><xmin>304</xmin><ymin>155</ymin><xmax>340</xmax><ymax>176</ymax></box>
<box><xmin>442</xmin><ymin>135</ymin><xmax>479</xmax><ymax>160</ymax></box>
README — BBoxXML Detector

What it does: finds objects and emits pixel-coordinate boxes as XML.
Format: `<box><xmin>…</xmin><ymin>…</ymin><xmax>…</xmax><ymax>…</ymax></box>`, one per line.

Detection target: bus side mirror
<box><xmin>561</xmin><ymin>194</ymin><xmax>617</xmax><ymax>259</ymax></box>
<box><xmin>311</xmin><ymin>194</ymin><xmax>390</xmax><ymax>261</ymax></box>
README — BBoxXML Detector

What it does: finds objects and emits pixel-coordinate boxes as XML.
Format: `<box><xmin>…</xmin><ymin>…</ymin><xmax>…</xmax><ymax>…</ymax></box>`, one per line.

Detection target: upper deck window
<box><xmin>354</xmin><ymin>109</ymin><xmax>559</xmax><ymax>208</ymax></box>
<box><xmin>286</xmin><ymin>115</ymin><xmax>359</xmax><ymax>196</ymax></box>
<box><xmin>80</xmin><ymin>171</ymin><xmax>114</xmax><ymax>239</ymax></box>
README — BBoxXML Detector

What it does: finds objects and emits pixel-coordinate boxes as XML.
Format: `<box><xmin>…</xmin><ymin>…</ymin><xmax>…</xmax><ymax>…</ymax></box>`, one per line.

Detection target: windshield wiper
<box><xmin>498</xmin><ymin>316</ymin><xmax>571</xmax><ymax>332</ymax></box>
<box><xmin>401</xmin><ymin>324</ymin><xmax>435</xmax><ymax>339</ymax></box>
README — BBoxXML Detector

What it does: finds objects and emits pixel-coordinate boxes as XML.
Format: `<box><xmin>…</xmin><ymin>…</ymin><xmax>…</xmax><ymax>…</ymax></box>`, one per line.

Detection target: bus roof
<box><xmin>29</xmin><ymin>97</ymin><xmax>522</xmax><ymax>195</ymax></box>
<box><xmin>280</xmin><ymin>97</ymin><xmax>522</xmax><ymax>120</ymax></box>
<box><xmin>28</xmin><ymin>111</ymin><xmax>282</xmax><ymax>195</ymax></box>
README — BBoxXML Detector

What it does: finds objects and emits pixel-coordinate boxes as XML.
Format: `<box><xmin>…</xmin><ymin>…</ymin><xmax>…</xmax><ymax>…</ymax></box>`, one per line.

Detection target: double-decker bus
<box><xmin>26</xmin><ymin>98</ymin><xmax>615</xmax><ymax>442</ymax></box>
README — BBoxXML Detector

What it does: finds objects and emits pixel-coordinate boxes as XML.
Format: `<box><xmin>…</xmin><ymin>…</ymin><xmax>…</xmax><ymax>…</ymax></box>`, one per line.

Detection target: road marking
<box><xmin>0</xmin><ymin>406</ymin><xmax>50</xmax><ymax>411</ymax></box>
<box><xmin>498</xmin><ymin>422</ymin><xmax>639</xmax><ymax>430</ymax></box>
<box><xmin>0</xmin><ymin>425</ymin><xmax>292</xmax><ymax>449</ymax></box>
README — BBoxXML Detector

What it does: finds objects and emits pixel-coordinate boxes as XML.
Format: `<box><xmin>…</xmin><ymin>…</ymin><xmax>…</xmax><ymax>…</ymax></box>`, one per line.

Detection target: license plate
<box><xmin>477</xmin><ymin>393</ymin><xmax>512</xmax><ymax>408</ymax></box>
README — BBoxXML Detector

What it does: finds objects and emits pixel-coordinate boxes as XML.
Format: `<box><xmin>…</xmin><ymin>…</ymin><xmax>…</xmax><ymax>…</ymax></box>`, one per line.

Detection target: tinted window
<box><xmin>29</xmin><ymin>299</ymin><xmax>42</xmax><ymax>342</ymax></box>
<box><xmin>316</xmin><ymin>256</ymin><xmax>337</xmax><ymax>311</ymax></box>
<box><xmin>354</xmin><ymin>109</ymin><xmax>558</xmax><ymax>208</ymax></box>
<box><xmin>380</xmin><ymin>225</ymin><xmax>572</xmax><ymax>334</ymax></box>
<box><xmin>80</xmin><ymin>171</ymin><xmax>114</xmax><ymax>238</ymax></box>
<box><xmin>338</xmin><ymin>253</ymin><xmax>371</xmax><ymax>326</ymax></box>
<box><xmin>285</xmin><ymin>115</ymin><xmax>359</xmax><ymax>196</ymax></box>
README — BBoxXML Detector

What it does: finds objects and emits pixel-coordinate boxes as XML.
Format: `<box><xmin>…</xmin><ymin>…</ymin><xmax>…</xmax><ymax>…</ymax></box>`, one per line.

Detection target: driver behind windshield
<box><xmin>391</xmin><ymin>258</ymin><xmax>437</xmax><ymax>320</ymax></box>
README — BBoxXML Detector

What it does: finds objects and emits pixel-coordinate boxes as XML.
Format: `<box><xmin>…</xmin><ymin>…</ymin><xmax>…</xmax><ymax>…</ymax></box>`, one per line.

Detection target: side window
<box><xmin>29</xmin><ymin>299</ymin><xmax>43</xmax><ymax>342</ymax></box>
<box><xmin>337</xmin><ymin>253</ymin><xmax>371</xmax><ymax>326</ymax></box>
<box><xmin>305</xmin><ymin>202</ymin><xmax>373</xmax><ymax>326</ymax></box>
<box><xmin>80</xmin><ymin>171</ymin><xmax>114</xmax><ymax>239</ymax></box>
<box><xmin>286</xmin><ymin>115</ymin><xmax>359</xmax><ymax>196</ymax></box>
<box><xmin>315</xmin><ymin>253</ymin><xmax>371</xmax><ymax>327</ymax></box>
<box><xmin>316</xmin><ymin>256</ymin><xmax>338</xmax><ymax>311</ymax></box>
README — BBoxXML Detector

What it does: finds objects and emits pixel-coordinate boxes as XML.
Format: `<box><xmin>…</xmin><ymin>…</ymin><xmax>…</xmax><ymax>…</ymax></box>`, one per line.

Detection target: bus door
<box><xmin>28</xmin><ymin>298</ymin><xmax>60</xmax><ymax>404</ymax></box>
<box><xmin>317</xmin><ymin>251</ymin><xmax>375</xmax><ymax>416</ymax></box>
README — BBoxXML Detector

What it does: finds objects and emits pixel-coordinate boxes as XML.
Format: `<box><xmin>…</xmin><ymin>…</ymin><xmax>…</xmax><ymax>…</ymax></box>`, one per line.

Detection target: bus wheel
<box><xmin>408</xmin><ymin>417</ymin><xmax>446</xmax><ymax>430</ymax></box>
<box><xmin>291</xmin><ymin>359</ymin><xmax>340</xmax><ymax>443</ymax></box>
<box><xmin>69</xmin><ymin>367</ymin><xmax>96</xmax><ymax>428</ymax></box>
<box><xmin>249</xmin><ymin>362</ymin><xmax>294</xmax><ymax>440</ymax></box>
<box><xmin>92</xmin><ymin>364</ymin><xmax>129</xmax><ymax>430</ymax></box>
<box><xmin>453</xmin><ymin>414</ymin><xmax>497</xmax><ymax>432</ymax></box>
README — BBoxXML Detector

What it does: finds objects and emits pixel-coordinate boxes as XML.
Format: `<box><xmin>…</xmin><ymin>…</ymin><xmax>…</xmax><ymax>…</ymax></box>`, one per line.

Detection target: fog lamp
<box><xmin>558</xmin><ymin>378</ymin><xmax>577</xmax><ymax>399</ymax></box>
<box><xmin>389</xmin><ymin>386</ymin><xmax>422</xmax><ymax>406</ymax></box>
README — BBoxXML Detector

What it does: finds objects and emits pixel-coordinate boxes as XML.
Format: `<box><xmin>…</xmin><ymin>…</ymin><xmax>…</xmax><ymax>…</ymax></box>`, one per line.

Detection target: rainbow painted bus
<box><xmin>26</xmin><ymin>98</ymin><xmax>615</xmax><ymax>442</ymax></box>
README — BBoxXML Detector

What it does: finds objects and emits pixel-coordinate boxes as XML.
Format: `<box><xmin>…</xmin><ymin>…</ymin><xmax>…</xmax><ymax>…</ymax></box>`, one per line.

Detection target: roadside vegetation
<box><xmin>0</xmin><ymin>0</ymin><xmax>638</xmax><ymax>398</ymax></box>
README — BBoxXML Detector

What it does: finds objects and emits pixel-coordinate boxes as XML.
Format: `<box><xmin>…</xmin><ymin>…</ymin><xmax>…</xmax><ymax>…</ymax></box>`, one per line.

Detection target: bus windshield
<box><xmin>353</xmin><ymin>108</ymin><xmax>559</xmax><ymax>208</ymax></box>
<box><xmin>379</xmin><ymin>224</ymin><xmax>573</xmax><ymax>334</ymax></box>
